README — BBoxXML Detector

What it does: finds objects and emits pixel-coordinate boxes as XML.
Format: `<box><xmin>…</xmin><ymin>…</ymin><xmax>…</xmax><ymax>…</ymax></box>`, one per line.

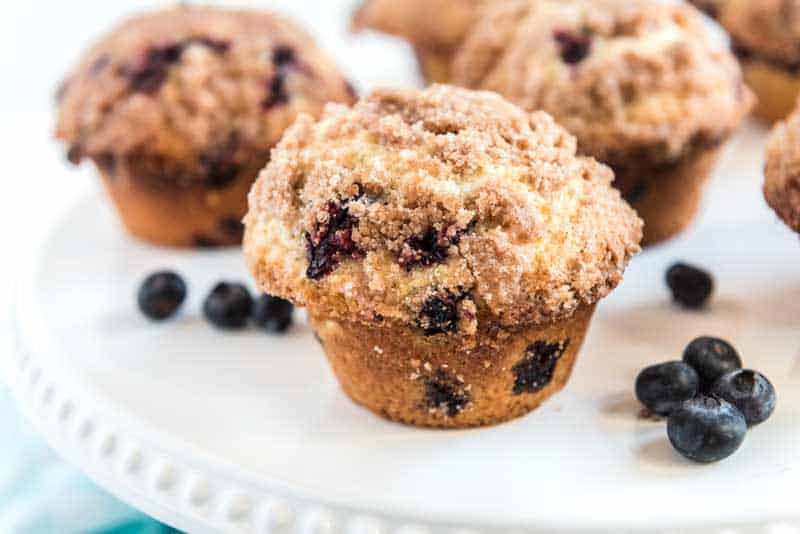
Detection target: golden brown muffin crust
<box><xmin>55</xmin><ymin>6</ymin><xmax>354</xmax><ymax>185</ymax></box>
<box><xmin>245</xmin><ymin>85</ymin><xmax>642</xmax><ymax>336</ymax></box>
<box><xmin>765</xmin><ymin>106</ymin><xmax>800</xmax><ymax>233</ymax></box>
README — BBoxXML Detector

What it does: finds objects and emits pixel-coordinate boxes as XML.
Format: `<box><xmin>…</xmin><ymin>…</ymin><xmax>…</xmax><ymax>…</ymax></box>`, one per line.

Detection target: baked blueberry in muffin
<box><xmin>356</xmin><ymin>0</ymin><xmax>753</xmax><ymax>245</ymax></box>
<box><xmin>56</xmin><ymin>6</ymin><xmax>354</xmax><ymax>247</ymax></box>
<box><xmin>244</xmin><ymin>85</ymin><xmax>642</xmax><ymax>428</ymax></box>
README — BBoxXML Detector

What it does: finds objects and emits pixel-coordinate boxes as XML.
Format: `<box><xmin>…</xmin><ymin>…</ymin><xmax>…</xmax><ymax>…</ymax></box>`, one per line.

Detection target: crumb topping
<box><xmin>55</xmin><ymin>6</ymin><xmax>353</xmax><ymax>183</ymax></box>
<box><xmin>245</xmin><ymin>85</ymin><xmax>641</xmax><ymax>334</ymax></box>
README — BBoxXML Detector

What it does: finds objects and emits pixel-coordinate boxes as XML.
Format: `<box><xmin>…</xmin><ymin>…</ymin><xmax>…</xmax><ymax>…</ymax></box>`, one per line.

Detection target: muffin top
<box><xmin>450</xmin><ymin>0</ymin><xmax>752</xmax><ymax>167</ymax></box>
<box><xmin>712</xmin><ymin>0</ymin><xmax>800</xmax><ymax>67</ymax></box>
<box><xmin>765</xmin><ymin>107</ymin><xmax>800</xmax><ymax>233</ymax></box>
<box><xmin>56</xmin><ymin>6</ymin><xmax>354</xmax><ymax>185</ymax></box>
<box><xmin>245</xmin><ymin>85</ymin><xmax>642</xmax><ymax>337</ymax></box>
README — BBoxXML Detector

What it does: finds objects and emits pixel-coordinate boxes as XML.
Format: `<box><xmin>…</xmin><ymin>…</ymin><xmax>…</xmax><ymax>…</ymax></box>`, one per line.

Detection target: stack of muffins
<box><xmin>56</xmin><ymin>0</ymin><xmax>792</xmax><ymax>428</ymax></box>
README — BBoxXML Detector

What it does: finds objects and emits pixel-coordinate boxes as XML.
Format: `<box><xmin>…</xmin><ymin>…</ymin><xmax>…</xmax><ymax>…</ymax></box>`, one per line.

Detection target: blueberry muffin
<box><xmin>356</xmin><ymin>0</ymin><xmax>753</xmax><ymax>245</ymax></box>
<box><xmin>696</xmin><ymin>0</ymin><xmax>800</xmax><ymax>122</ymax></box>
<box><xmin>244</xmin><ymin>85</ymin><xmax>642</xmax><ymax>428</ymax></box>
<box><xmin>765</xmin><ymin>104</ymin><xmax>800</xmax><ymax>232</ymax></box>
<box><xmin>56</xmin><ymin>6</ymin><xmax>354</xmax><ymax>247</ymax></box>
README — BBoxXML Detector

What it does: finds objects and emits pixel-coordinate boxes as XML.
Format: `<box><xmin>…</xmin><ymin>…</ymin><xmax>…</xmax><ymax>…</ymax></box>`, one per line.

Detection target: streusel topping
<box><xmin>450</xmin><ymin>0</ymin><xmax>751</xmax><ymax>165</ymax></box>
<box><xmin>245</xmin><ymin>85</ymin><xmax>642</xmax><ymax>335</ymax></box>
<box><xmin>56</xmin><ymin>6</ymin><xmax>353</xmax><ymax>183</ymax></box>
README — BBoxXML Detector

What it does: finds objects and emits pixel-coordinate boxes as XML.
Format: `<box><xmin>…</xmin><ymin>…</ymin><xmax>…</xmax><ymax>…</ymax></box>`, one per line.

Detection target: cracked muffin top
<box><xmin>55</xmin><ymin>6</ymin><xmax>354</xmax><ymax>184</ymax></box>
<box><xmin>244</xmin><ymin>85</ymin><xmax>642</xmax><ymax>336</ymax></box>
<box><xmin>710</xmin><ymin>0</ymin><xmax>800</xmax><ymax>67</ymax></box>
<box><xmin>449</xmin><ymin>0</ymin><xmax>752</xmax><ymax>167</ymax></box>
<box><xmin>765</xmin><ymin>107</ymin><xmax>800</xmax><ymax>233</ymax></box>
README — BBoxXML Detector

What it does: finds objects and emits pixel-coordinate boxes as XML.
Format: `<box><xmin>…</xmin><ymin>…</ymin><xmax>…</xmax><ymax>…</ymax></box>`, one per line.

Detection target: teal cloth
<box><xmin>0</xmin><ymin>385</ymin><xmax>179</xmax><ymax>534</ymax></box>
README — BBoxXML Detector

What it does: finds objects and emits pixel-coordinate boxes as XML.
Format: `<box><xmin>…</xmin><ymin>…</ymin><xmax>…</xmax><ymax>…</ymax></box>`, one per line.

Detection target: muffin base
<box><xmin>309</xmin><ymin>305</ymin><xmax>595</xmax><ymax>429</ymax></box>
<box><xmin>98</xmin><ymin>165</ymin><xmax>257</xmax><ymax>248</ymax></box>
<box><xmin>612</xmin><ymin>145</ymin><xmax>723</xmax><ymax>246</ymax></box>
<box><xmin>741</xmin><ymin>60</ymin><xmax>800</xmax><ymax>123</ymax></box>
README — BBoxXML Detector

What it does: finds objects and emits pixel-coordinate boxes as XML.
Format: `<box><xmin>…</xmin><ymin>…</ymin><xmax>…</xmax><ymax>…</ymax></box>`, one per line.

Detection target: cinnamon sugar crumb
<box><xmin>245</xmin><ymin>84</ymin><xmax>642</xmax><ymax>333</ymax></box>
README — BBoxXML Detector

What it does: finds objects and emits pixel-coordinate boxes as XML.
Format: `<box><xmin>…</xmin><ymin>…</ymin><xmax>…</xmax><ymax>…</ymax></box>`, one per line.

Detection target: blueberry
<box><xmin>305</xmin><ymin>199</ymin><xmax>362</xmax><ymax>280</ymax></box>
<box><xmin>203</xmin><ymin>282</ymin><xmax>253</xmax><ymax>329</ymax></box>
<box><xmin>635</xmin><ymin>361</ymin><xmax>699</xmax><ymax>416</ymax></box>
<box><xmin>667</xmin><ymin>395</ymin><xmax>747</xmax><ymax>463</ymax></box>
<box><xmin>666</xmin><ymin>263</ymin><xmax>714</xmax><ymax>309</ymax></box>
<box><xmin>417</xmin><ymin>291</ymin><xmax>468</xmax><ymax>336</ymax></box>
<box><xmin>553</xmin><ymin>30</ymin><xmax>592</xmax><ymax>64</ymax></box>
<box><xmin>137</xmin><ymin>271</ymin><xmax>187</xmax><ymax>320</ymax></box>
<box><xmin>424</xmin><ymin>371</ymin><xmax>471</xmax><ymax>417</ymax></box>
<box><xmin>252</xmin><ymin>294</ymin><xmax>294</xmax><ymax>333</ymax></box>
<box><xmin>683</xmin><ymin>337</ymin><xmax>742</xmax><ymax>391</ymax></box>
<box><xmin>512</xmin><ymin>339</ymin><xmax>570</xmax><ymax>395</ymax></box>
<box><xmin>711</xmin><ymin>369</ymin><xmax>776</xmax><ymax>426</ymax></box>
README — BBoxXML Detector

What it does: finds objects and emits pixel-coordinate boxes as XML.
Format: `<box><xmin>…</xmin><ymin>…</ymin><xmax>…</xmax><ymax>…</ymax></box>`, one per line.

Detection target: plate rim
<box><xmin>5</xmin><ymin>193</ymin><xmax>800</xmax><ymax>534</ymax></box>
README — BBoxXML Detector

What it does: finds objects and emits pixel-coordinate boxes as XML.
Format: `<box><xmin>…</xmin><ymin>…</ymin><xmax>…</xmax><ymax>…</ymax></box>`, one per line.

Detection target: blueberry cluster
<box><xmin>137</xmin><ymin>270</ymin><xmax>293</xmax><ymax>333</ymax></box>
<box><xmin>635</xmin><ymin>336</ymin><xmax>776</xmax><ymax>463</ymax></box>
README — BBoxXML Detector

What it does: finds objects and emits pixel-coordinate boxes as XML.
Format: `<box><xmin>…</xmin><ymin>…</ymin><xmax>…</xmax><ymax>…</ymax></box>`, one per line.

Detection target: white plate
<box><xmin>5</xmin><ymin>123</ymin><xmax>800</xmax><ymax>534</ymax></box>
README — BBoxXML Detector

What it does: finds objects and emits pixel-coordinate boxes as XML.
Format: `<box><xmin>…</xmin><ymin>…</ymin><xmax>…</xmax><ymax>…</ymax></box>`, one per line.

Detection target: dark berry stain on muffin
<box><xmin>398</xmin><ymin>223</ymin><xmax>472</xmax><ymax>270</ymax></box>
<box><xmin>122</xmin><ymin>37</ymin><xmax>230</xmax><ymax>94</ymax></box>
<box><xmin>553</xmin><ymin>30</ymin><xmax>592</xmax><ymax>64</ymax></box>
<box><xmin>623</xmin><ymin>180</ymin><xmax>648</xmax><ymax>204</ymax></box>
<box><xmin>305</xmin><ymin>196</ymin><xmax>363</xmax><ymax>280</ymax></box>
<box><xmin>95</xmin><ymin>151</ymin><xmax>117</xmax><ymax>173</ymax></box>
<box><xmin>55</xmin><ymin>79</ymin><xmax>70</xmax><ymax>102</ymax></box>
<box><xmin>272</xmin><ymin>45</ymin><xmax>296</xmax><ymax>67</ymax></box>
<box><xmin>219</xmin><ymin>217</ymin><xmax>244</xmax><ymax>239</ymax></box>
<box><xmin>192</xmin><ymin>234</ymin><xmax>221</xmax><ymax>248</ymax></box>
<box><xmin>512</xmin><ymin>339</ymin><xmax>571</xmax><ymax>395</ymax></box>
<box><xmin>89</xmin><ymin>55</ymin><xmax>111</xmax><ymax>76</ymax></box>
<box><xmin>66</xmin><ymin>145</ymin><xmax>84</xmax><ymax>165</ymax></box>
<box><xmin>344</xmin><ymin>81</ymin><xmax>358</xmax><ymax>100</ymax></box>
<box><xmin>200</xmin><ymin>133</ymin><xmax>241</xmax><ymax>188</ymax></box>
<box><xmin>417</xmin><ymin>291</ymin><xmax>467</xmax><ymax>336</ymax></box>
<box><xmin>263</xmin><ymin>45</ymin><xmax>297</xmax><ymax>110</ymax></box>
<box><xmin>424</xmin><ymin>371</ymin><xmax>471</xmax><ymax>417</ymax></box>
<box><xmin>263</xmin><ymin>76</ymin><xmax>290</xmax><ymax>110</ymax></box>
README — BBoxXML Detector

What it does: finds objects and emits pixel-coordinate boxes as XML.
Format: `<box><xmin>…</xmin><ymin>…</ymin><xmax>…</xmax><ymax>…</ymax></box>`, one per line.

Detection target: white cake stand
<box><xmin>4</xmin><ymin>124</ymin><xmax>800</xmax><ymax>534</ymax></box>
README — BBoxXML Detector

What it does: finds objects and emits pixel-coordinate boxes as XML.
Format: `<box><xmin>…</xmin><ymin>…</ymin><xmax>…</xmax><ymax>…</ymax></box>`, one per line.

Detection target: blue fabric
<box><xmin>0</xmin><ymin>385</ymin><xmax>179</xmax><ymax>534</ymax></box>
